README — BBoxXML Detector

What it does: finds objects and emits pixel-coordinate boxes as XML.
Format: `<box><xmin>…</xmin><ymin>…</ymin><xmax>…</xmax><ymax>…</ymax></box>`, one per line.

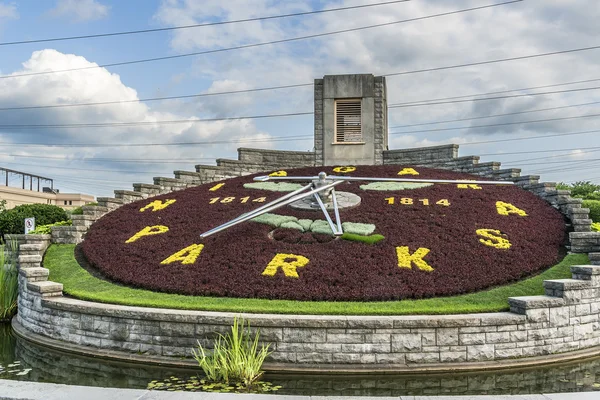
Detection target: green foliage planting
<box><xmin>0</xmin><ymin>204</ymin><xmax>69</xmax><ymax>234</ymax></box>
<box><xmin>359</xmin><ymin>182</ymin><xmax>433</xmax><ymax>191</ymax></box>
<box><xmin>191</xmin><ymin>317</ymin><xmax>271</xmax><ymax>390</ymax></box>
<box><xmin>252</xmin><ymin>213</ymin><xmax>376</xmax><ymax>237</ymax></box>
<box><xmin>558</xmin><ymin>181</ymin><xmax>600</xmax><ymax>199</ymax></box>
<box><xmin>70</xmin><ymin>207</ymin><xmax>83</xmax><ymax>215</ymax></box>
<box><xmin>243</xmin><ymin>182</ymin><xmax>303</xmax><ymax>192</ymax></box>
<box><xmin>340</xmin><ymin>232</ymin><xmax>385</xmax><ymax>245</ymax></box>
<box><xmin>0</xmin><ymin>240</ymin><xmax>19</xmax><ymax>321</ymax></box>
<box><xmin>44</xmin><ymin>244</ymin><xmax>587</xmax><ymax>315</ymax></box>
<box><xmin>583</xmin><ymin>200</ymin><xmax>600</xmax><ymax>223</ymax></box>
<box><xmin>592</xmin><ymin>222</ymin><xmax>600</xmax><ymax>232</ymax></box>
<box><xmin>28</xmin><ymin>220</ymin><xmax>72</xmax><ymax>235</ymax></box>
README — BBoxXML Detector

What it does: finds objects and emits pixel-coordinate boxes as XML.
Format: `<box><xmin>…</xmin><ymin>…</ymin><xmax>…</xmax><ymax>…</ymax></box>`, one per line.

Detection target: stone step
<box><xmin>492</xmin><ymin>168</ymin><xmax>521</xmax><ymax>179</ymax></box>
<box><xmin>513</xmin><ymin>175</ymin><xmax>540</xmax><ymax>185</ymax></box>
<box><xmin>132</xmin><ymin>183</ymin><xmax>162</xmax><ymax>197</ymax></box>
<box><xmin>114</xmin><ymin>190</ymin><xmax>147</xmax><ymax>204</ymax></box>
<box><xmin>18</xmin><ymin>267</ymin><xmax>49</xmax><ymax>282</ymax></box>
<box><xmin>18</xmin><ymin>254</ymin><xmax>42</xmax><ymax>265</ymax></box>
<box><xmin>26</xmin><ymin>280</ymin><xmax>63</xmax><ymax>296</ymax></box>
<box><xmin>19</xmin><ymin>243</ymin><xmax>46</xmax><ymax>255</ymax></box>
<box><xmin>508</xmin><ymin>295</ymin><xmax>566</xmax><ymax>314</ymax></box>
<box><xmin>153</xmin><ymin>177</ymin><xmax>187</xmax><ymax>192</ymax></box>
<box><xmin>71</xmin><ymin>214</ymin><xmax>96</xmax><ymax>228</ymax></box>
<box><xmin>589</xmin><ymin>253</ymin><xmax>600</xmax><ymax>266</ymax></box>
<box><xmin>96</xmin><ymin>198</ymin><xmax>123</xmax><ymax>210</ymax></box>
<box><xmin>174</xmin><ymin>170</ymin><xmax>204</xmax><ymax>184</ymax></box>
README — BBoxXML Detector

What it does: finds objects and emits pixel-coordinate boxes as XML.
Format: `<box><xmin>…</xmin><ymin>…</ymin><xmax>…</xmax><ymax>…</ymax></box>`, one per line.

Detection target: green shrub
<box><xmin>592</xmin><ymin>222</ymin><xmax>600</xmax><ymax>232</ymax></box>
<box><xmin>192</xmin><ymin>317</ymin><xmax>271</xmax><ymax>389</ymax></box>
<box><xmin>70</xmin><ymin>207</ymin><xmax>83</xmax><ymax>215</ymax></box>
<box><xmin>28</xmin><ymin>220</ymin><xmax>72</xmax><ymax>235</ymax></box>
<box><xmin>583</xmin><ymin>200</ymin><xmax>600</xmax><ymax>223</ymax></box>
<box><xmin>0</xmin><ymin>204</ymin><xmax>69</xmax><ymax>234</ymax></box>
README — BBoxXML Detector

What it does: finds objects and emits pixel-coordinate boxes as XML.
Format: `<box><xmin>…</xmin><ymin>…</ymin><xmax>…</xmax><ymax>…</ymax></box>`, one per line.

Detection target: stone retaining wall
<box><xmin>13</xmin><ymin>257</ymin><xmax>600</xmax><ymax>366</ymax></box>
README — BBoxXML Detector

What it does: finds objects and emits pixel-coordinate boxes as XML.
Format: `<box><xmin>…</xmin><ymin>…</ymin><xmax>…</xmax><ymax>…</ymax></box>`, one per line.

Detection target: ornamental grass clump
<box><xmin>192</xmin><ymin>317</ymin><xmax>271</xmax><ymax>391</ymax></box>
<box><xmin>0</xmin><ymin>240</ymin><xmax>19</xmax><ymax>322</ymax></box>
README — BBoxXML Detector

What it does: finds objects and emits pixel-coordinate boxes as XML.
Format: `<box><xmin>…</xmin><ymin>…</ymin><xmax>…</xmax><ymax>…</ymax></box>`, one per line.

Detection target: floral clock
<box><xmin>81</xmin><ymin>165</ymin><xmax>566</xmax><ymax>301</ymax></box>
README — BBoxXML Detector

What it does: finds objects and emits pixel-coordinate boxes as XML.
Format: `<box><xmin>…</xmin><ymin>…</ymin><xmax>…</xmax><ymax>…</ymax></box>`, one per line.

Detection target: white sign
<box><xmin>24</xmin><ymin>217</ymin><xmax>35</xmax><ymax>234</ymax></box>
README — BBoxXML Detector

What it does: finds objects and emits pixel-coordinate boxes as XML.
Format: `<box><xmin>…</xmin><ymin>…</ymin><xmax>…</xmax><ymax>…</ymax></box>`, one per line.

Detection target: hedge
<box><xmin>583</xmin><ymin>200</ymin><xmax>600</xmax><ymax>223</ymax></box>
<box><xmin>0</xmin><ymin>204</ymin><xmax>69</xmax><ymax>234</ymax></box>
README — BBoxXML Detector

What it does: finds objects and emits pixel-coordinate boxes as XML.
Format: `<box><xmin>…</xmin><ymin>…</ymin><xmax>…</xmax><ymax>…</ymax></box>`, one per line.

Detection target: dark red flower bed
<box><xmin>81</xmin><ymin>165</ymin><xmax>567</xmax><ymax>301</ymax></box>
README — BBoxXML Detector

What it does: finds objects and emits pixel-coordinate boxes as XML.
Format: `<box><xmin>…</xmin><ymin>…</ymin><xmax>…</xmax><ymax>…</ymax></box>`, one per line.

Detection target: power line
<box><xmin>389</xmin><ymin>100</ymin><xmax>600</xmax><ymax>129</ymax></box>
<box><xmin>0</xmin><ymin>1</ymin><xmax>523</xmax><ymax>80</ymax></box>
<box><xmin>3</xmin><ymin>90</ymin><xmax>600</xmax><ymax>130</ymax></box>
<box><xmin>0</xmin><ymin>0</ymin><xmax>412</xmax><ymax>46</ymax></box>
<box><xmin>2</xmin><ymin>74</ymin><xmax>599</xmax><ymax>114</ymax></box>
<box><xmin>0</xmin><ymin>134</ymin><xmax>313</xmax><ymax>147</ymax></box>
<box><xmin>0</xmin><ymin>83</ymin><xmax>313</xmax><ymax>112</ymax></box>
<box><xmin>477</xmin><ymin>146</ymin><xmax>600</xmax><ymax>158</ymax></box>
<box><xmin>0</xmin><ymin>153</ymin><xmax>216</xmax><ymax>164</ymax></box>
<box><xmin>387</xmin><ymin>86</ymin><xmax>600</xmax><ymax>109</ymax></box>
<box><xmin>389</xmin><ymin>112</ymin><xmax>600</xmax><ymax>135</ymax></box>
<box><xmin>388</xmin><ymin>77</ymin><xmax>600</xmax><ymax>110</ymax></box>
<box><xmin>0</xmin><ymin>112</ymin><xmax>313</xmax><ymax>129</ymax></box>
<box><xmin>383</xmin><ymin>44</ymin><xmax>600</xmax><ymax>79</ymax></box>
<box><xmin>460</xmin><ymin>129</ymin><xmax>600</xmax><ymax>146</ymax></box>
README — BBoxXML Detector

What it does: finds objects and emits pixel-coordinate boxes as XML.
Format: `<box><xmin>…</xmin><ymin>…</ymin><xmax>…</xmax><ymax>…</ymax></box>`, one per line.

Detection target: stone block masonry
<box><xmin>14</xmin><ymin>254</ymin><xmax>600</xmax><ymax>367</ymax></box>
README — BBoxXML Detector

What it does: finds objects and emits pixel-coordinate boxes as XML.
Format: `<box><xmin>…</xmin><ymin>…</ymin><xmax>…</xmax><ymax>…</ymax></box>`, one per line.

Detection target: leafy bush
<box><xmin>28</xmin><ymin>220</ymin><xmax>72</xmax><ymax>235</ymax></box>
<box><xmin>592</xmin><ymin>222</ymin><xmax>600</xmax><ymax>232</ymax></box>
<box><xmin>0</xmin><ymin>204</ymin><xmax>69</xmax><ymax>234</ymax></box>
<box><xmin>70</xmin><ymin>207</ymin><xmax>83</xmax><ymax>215</ymax></box>
<box><xmin>192</xmin><ymin>317</ymin><xmax>271</xmax><ymax>389</ymax></box>
<box><xmin>0</xmin><ymin>240</ymin><xmax>19</xmax><ymax>321</ymax></box>
<box><xmin>559</xmin><ymin>181</ymin><xmax>600</xmax><ymax>199</ymax></box>
<box><xmin>583</xmin><ymin>200</ymin><xmax>600</xmax><ymax>223</ymax></box>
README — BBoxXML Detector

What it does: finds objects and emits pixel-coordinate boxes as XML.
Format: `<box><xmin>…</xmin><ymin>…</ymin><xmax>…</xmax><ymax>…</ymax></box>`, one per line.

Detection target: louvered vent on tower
<box><xmin>335</xmin><ymin>99</ymin><xmax>362</xmax><ymax>143</ymax></box>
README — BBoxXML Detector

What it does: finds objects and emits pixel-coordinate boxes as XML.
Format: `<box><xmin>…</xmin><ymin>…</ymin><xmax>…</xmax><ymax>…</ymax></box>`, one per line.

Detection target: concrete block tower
<box><xmin>314</xmin><ymin>74</ymin><xmax>388</xmax><ymax>166</ymax></box>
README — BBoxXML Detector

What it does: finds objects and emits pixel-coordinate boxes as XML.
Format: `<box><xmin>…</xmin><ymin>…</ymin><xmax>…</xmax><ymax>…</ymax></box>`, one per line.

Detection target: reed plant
<box><xmin>192</xmin><ymin>317</ymin><xmax>271</xmax><ymax>389</ymax></box>
<box><xmin>0</xmin><ymin>239</ymin><xmax>19</xmax><ymax>322</ymax></box>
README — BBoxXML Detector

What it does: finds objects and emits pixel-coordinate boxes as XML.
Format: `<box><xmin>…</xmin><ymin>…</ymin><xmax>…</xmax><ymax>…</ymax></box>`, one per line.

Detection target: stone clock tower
<box><xmin>314</xmin><ymin>74</ymin><xmax>388</xmax><ymax>166</ymax></box>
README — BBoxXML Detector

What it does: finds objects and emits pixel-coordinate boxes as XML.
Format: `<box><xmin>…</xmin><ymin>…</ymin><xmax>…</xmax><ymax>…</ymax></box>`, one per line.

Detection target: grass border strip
<box><xmin>44</xmin><ymin>244</ymin><xmax>587</xmax><ymax>316</ymax></box>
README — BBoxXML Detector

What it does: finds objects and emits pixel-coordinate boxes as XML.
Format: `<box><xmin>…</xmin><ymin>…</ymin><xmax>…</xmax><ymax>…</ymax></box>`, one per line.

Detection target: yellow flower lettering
<box><xmin>457</xmin><ymin>184</ymin><xmax>482</xmax><ymax>190</ymax></box>
<box><xmin>161</xmin><ymin>244</ymin><xmax>205</xmax><ymax>265</ymax></box>
<box><xmin>396</xmin><ymin>246</ymin><xmax>434</xmax><ymax>272</ymax></box>
<box><xmin>209</xmin><ymin>183</ymin><xmax>225</xmax><ymax>191</ymax></box>
<box><xmin>262</xmin><ymin>253</ymin><xmax>309</xmax><ymax>278</ymax></box>
<box><xmin>397</xmin><ymin>168</ymin><xmax>419</xmax><ymax>176</ymax></box>
<box><xmin>139</xmin><ymin>199</ymin><xmax>176</xmax><ymax>212</ymax></box>
<box><xmin>269</xmin><ymin>170</ymin><xmax>287</xmax><ymax>177</ymax></box>
<box><xmin>332</xmin><ymin>166</ymin><xmax>356</xmax><ymax>173</ymax></box>
<box><xmin>125</xmin><ymin>225</ymin><xmax>169</xmax><ymax>243</ymax></box>
<box><xmin>476</xmin><ymin>229</ymin><xmax>511</xmax><ymax>250</ymax></box>
<box><xmin>496</xmin><ymin>201</ymin><xmax>527</xmax><ymax>217</ymax></box>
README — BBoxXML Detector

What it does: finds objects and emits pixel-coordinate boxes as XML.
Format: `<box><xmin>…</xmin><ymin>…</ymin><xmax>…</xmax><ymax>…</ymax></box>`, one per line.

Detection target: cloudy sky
<box><xmin>0</xmin><ymin>0</ymin><xmax>599</xmax><ymax>197</ymax></box>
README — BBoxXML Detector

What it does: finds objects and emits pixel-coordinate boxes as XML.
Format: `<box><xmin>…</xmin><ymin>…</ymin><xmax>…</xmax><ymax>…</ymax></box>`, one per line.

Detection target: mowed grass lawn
<box><xmin>44</xmin><ymin>244</ymin><xmax>588</xmax><ymax>315</ymax></box>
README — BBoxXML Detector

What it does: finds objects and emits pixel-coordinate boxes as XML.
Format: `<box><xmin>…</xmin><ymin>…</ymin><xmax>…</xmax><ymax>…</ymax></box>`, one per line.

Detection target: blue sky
<box><xmin>0</xmin><ymin>0</ymin><xmax>599</xmax><ymax>197</ymax></box>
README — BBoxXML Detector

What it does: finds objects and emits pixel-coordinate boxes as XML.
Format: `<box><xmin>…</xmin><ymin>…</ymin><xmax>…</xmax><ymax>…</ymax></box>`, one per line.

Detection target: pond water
<box><xmin>2</xmin><ymin>322</ymin><xmax>600</xmax><ymax>396</ymax></box>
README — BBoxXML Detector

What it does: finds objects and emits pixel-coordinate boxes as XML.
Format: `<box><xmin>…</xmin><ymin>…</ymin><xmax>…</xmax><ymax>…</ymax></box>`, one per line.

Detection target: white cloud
<box><xmin>0</xmin><ymin>50</ymin><xmax>272</xmax><ymax>196</ymax></box>
<box><xmin>0</xmin><ymin>2</ymin><xmax>17</xmax><ymax>20</ymax></box>
<box><xmin>49</xmin><ymin>0</ymin><xmax>109</xmax><ymax>22</ymax></box>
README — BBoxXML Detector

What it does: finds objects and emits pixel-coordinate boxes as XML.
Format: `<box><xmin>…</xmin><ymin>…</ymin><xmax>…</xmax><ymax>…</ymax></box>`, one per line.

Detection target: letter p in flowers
<box><xmin>125</xmin><ymin>225</ymin><xmax>169</xmax><ymax>243</ymax></box>
<box><xmin>396</xmin><ymin>246</ymin><xmax>434</xmax><ymax>272</ymax></box>
<box><xmin>262</xmin><ymin>253</ymin><xmax>310</xmax><ymax>279</ymax></box>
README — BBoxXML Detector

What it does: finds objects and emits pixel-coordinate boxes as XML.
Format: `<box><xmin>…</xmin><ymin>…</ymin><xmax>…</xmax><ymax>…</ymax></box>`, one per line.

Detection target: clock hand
<box><xmin>312</xmin><ymin>188</ymin><xmax>343</xmax><ymax>236</ymax></box>
<box><xmin>200</xmin><ymin>180</ymin><xmax>344</xmax><ymax>239</ymax></box>
<box><xmin>254</xmin><ymin>173</ymin><xmax>514</xmax><ymax>186</ymax></box>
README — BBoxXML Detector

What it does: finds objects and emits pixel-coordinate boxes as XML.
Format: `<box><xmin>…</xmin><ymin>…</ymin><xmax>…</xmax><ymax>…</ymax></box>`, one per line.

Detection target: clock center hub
<box><xmin>288</xmin><ymin>190</ymin><xmax>361</xmax><ymax>211</ymax></box>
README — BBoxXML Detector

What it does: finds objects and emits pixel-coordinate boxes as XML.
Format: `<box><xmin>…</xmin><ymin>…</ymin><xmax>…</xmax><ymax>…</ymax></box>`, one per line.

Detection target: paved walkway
<box><xmin>1</xmin><ymin>380</ymin><xmax>600</xmax><ymax>400</ymax></box>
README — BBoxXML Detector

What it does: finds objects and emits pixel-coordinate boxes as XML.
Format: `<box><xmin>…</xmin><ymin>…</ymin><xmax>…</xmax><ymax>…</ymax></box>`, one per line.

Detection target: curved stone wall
<box><xmin>12</xmin><ymin>262</ymin><xmax>600</xmax><ymax>368</ymax></box>
<box><xmin>11</xmin><ymin>144</ymin><xmax>600</xmax><ymax>369</ymax></box>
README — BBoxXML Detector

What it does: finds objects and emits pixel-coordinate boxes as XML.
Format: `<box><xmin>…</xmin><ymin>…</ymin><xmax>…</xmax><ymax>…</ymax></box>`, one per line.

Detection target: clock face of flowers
<box><xmin>81</xmin><ymin>165</ymin><xmax>566</xmax><ymax>301</ymax></box>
